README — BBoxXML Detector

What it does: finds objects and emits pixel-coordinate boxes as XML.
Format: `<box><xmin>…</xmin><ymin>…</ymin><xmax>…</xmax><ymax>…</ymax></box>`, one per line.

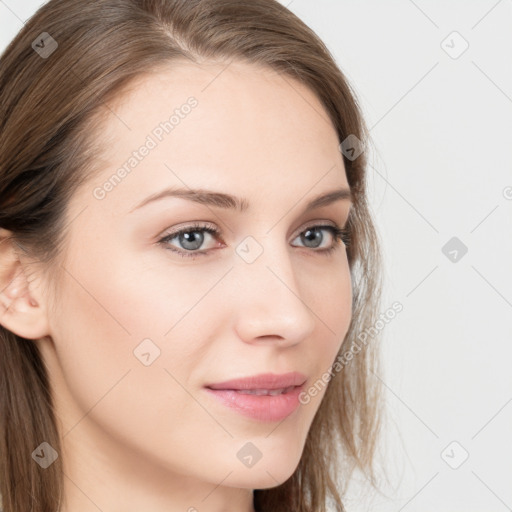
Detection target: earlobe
<box><xmin>0</xmin><ymin>231</ymin><xmax>50</xmax><ymax>340</ymax></box>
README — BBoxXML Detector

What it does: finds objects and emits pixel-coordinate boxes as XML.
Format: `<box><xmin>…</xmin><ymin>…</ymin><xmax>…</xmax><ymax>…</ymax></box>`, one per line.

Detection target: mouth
<box><xmin>204</xmin><ymin>372</ymin><xmax>306</xmax><ymax>422</ymax></box>
<box><xmin>205</xmin><ymin>371</ymin><xmax>307</xmax><ymax>391</ymax></box>
<box><xmin>227</xmin><ymin>385</ymin><xmax>297</xmax><ymax>396</ymax></box>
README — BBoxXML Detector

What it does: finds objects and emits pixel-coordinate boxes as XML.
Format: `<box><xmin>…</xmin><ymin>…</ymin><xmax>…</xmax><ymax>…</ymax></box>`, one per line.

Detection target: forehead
<box><xmin>102</xmin><ymin>59</ymin><xmax>340</xmax><ymax>148</ymax></box>
<box><xmin>75</xmin><ymin>59</ymin><xmax>348</xmax><ymax>215</ymax></box>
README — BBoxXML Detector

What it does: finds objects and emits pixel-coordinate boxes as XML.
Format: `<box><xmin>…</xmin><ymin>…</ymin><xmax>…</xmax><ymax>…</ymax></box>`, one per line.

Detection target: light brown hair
<box><xmin>0</xmin><ymin>1</ymin><xmax>383</xmax><ymax>510</ymax></box>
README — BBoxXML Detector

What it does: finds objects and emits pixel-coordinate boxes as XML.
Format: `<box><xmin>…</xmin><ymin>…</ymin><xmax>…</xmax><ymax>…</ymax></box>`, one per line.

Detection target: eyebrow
<box><xmin>129</xmin><ymin>186</ymin><xmax>352</xmax><ymax>214</ymax></box>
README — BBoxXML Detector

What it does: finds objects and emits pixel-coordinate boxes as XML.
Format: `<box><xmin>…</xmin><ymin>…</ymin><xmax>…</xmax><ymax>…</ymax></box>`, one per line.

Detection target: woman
<box><xmin>0</xmin><ymin>0</ymin><xmax>383</xmax><ymax>510</ymax></box>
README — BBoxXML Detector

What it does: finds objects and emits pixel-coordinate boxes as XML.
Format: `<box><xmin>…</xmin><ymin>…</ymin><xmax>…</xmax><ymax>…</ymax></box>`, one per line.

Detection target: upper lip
<box><xmin>205</xmin><ymin>372</ymin><xmax>307</xmax><ymax>390</ymax></box>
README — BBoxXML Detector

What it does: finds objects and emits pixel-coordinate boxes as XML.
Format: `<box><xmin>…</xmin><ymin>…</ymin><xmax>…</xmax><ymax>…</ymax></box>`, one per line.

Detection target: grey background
<box><xmin>1</xmin><ymin>0</ymin><xmax>512</xmax><ymax>510</ymax></box>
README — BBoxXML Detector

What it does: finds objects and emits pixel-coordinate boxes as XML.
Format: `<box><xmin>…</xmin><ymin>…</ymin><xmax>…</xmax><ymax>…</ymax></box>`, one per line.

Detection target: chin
<box><xmin>226</xmin><ymin>453</ymin><xmax>301</xmax><ymax>490</ymax></box>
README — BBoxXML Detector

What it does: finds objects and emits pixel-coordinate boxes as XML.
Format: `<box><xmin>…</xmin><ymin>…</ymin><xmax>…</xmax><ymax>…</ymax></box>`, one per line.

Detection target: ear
<box><xmin>0</xmin><ymin>229</ymin><xmax>51</xmax><ymax>340</ymax></box>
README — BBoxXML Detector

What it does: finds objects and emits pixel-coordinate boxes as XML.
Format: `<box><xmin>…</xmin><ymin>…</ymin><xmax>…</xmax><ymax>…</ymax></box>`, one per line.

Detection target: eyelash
<box><xmin>157</xmin><ymin>222</ymin><xmax>351</xmax><ymax>259</ymax></box>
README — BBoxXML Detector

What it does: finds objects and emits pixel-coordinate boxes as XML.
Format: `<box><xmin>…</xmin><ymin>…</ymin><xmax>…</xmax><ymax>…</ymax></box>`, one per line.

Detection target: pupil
<box><xmin>180</xmin><ymin>231</ymin><xmax>204</xmax><ymax>250</ymax></box>
<box><xmin>302</xmin><ymin>228</ymin><xmax>322</xmax><ymax>248</ymax></box>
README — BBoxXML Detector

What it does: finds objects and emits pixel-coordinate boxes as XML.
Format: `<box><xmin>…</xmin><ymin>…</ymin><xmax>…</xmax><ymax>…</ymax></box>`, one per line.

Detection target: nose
<box><xmin>231</xmin><ymin>237</ymin><xmax>317</xmax><ymax>348</ymax></box>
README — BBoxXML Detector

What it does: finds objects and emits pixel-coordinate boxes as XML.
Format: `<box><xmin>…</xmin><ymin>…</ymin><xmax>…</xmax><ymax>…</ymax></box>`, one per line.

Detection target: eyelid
<box><xmin>296</xmin><ymin>219</ymin><xmax>338</xmax><ymax>234</ymax></box>
<box><xmin>161</xmin><ymin>220</ymin><xmax>218</xmax><ymax>237</ymax></box>
<box><xmin>159</xmin><ymin>219</ymin><xmax>344</xmax><ymax>242</ymax></box>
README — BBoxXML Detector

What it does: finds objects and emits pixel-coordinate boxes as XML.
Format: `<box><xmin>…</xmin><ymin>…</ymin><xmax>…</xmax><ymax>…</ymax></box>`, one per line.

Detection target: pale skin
<box><xmin>0</xmin><ymin>60</ymin><xmax>352</xmax><ymax>512</ymax></box>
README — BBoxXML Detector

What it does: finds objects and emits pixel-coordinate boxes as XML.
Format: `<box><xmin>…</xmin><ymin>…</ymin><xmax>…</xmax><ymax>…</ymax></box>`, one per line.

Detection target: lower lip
<box><xmin>204</xmin><ymin>385</ymin><xmax>303</xmax><ymax>422</ymax></box>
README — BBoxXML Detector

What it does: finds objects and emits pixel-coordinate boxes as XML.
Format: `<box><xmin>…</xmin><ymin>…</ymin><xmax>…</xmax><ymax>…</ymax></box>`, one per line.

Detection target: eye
<box><xmin>157</xmin><ymin>222</ymin><xmax>221</xmax><ymax>258</ymax></box>
<box><xmin>157</xmin><ymin>222</ymin><xmax>350</xmax><ymax>259</ymax></box>
<box><xmin>292</xmin><ymin>224</ymin><xmax>350</xmax><ymax>254</ymax></box>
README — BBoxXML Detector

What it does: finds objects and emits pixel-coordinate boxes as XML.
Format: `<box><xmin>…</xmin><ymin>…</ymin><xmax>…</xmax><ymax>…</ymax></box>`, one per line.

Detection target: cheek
<box><xmin>303</xmin><ymin>255</ymin><xmax>352</xmax><ymax>338</ymax></box>
<box><xmin>49</xmin><ymin>257</ymin><xmax>229</xmax><ymax>473</ymax></box>
<box><xmin>51</xmin><ymin>240</ymin><xmax>232</xmax><ymax>399</ymax></box>
<box><xmin>298</xmin><ymin>259</ymin><xmax>352</xmax><ymax>404</ymax></box>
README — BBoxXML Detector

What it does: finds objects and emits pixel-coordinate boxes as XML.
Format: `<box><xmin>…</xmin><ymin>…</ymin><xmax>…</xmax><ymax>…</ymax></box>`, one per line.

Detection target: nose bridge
<box><xmin>231</xmin><ymin>233</ymin><xmax>316</xmax><ymax>344</ymax></box>
<box><xmin>236</xmin><ymin>232</ymin><xmax>298</xmax><ymax>292</ymax></box>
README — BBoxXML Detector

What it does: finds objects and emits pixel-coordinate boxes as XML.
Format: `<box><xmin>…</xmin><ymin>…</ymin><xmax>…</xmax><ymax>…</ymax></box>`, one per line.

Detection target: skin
<box><xmin>0</xmin><ymin>60</ymin><xmax>352</xmax><ymax>512</ymax></box>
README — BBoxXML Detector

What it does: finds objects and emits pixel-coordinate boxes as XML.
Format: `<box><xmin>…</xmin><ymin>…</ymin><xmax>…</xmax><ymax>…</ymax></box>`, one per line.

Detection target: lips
<box><xmin>234</xmin><ymin>386</ymin><xmax>296</xmax><ymax>396</ymax></box>
<box><xmin>204</xmin><ymin>372</ymin><xmax>307</xmax><ymax>422</ymax></box>
<box><xmin>205</xmin><ymin>372</ymin><xmax>307</xmax><ymax>391</ymax></box>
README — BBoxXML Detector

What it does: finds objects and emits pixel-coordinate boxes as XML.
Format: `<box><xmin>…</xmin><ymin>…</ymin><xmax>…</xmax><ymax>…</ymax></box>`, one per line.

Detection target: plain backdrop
<box><xmin>1</xmin><ymin>1</ymin><xmax>512</xmax><ymax>511</ymax></box>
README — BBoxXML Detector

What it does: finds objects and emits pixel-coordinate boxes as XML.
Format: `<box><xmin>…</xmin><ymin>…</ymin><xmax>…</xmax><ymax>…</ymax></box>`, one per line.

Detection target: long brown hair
<box><xmin>0</xmin><ymin>1</ymin><xmax>384</xmax><ymax>510</ymax></box>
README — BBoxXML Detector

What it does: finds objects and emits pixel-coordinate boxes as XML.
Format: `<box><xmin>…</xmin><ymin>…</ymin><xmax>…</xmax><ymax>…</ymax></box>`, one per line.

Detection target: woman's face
<box><xmin>38</xmin><ymin>60</ymin><xmax>353</xmax><ymax>507</ymax></box>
